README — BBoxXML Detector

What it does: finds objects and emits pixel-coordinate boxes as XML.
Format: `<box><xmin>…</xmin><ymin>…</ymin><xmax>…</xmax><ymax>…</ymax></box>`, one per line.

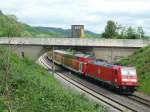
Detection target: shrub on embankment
<box><xmin>119</xmin><ymin>46</ymin><xmax>150</xmax><ymax>95</ymax></box>
<box><xmin>0</xmin><ymin>47</ymin><xmax>105</xmax><ymax>112</ymax></box>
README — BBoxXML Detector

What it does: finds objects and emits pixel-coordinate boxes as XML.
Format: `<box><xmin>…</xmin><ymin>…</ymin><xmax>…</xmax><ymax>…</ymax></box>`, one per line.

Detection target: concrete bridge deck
<box><xmin>0</xmin><ymin>37</ymin><xmax>150</xmax><ymax>47</ymax></box>
<box><xmin>0</xmin><ymin>37</ymin><xmax>149</xmax><ymax>62</ymax></box>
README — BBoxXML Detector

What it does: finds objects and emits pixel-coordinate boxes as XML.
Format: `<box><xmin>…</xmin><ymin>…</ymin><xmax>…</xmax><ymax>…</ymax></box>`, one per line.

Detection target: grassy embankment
<box><xmin>0</xmin><ymin>47</ymin><xmax>105</xmax><ymax>112</ymax></box>
<box><xmin>119</xmin><ymin>46</ymin><xmax>150</xmax><ymax>95</ymax></box>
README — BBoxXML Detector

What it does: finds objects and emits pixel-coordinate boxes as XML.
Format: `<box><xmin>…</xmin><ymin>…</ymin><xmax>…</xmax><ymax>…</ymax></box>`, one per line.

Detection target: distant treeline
<box><xmin>102</xmin><ymin>20</ymin><xmax>149</xmax><ymax>39</ymax></box>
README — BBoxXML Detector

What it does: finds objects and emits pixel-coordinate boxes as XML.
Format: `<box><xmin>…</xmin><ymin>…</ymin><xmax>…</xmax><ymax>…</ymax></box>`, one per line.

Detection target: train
<box><xmin>47</xmin><ymin>50</ymin><xmax>139</xmax><ymax>94</ymax></box>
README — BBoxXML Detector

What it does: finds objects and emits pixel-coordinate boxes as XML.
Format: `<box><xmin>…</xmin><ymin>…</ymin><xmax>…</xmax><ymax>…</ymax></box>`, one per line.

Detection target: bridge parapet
<box><xmin>0</xmin><ymin>37</ymin><xmax>149</xmax><ymax>47</ymax></box>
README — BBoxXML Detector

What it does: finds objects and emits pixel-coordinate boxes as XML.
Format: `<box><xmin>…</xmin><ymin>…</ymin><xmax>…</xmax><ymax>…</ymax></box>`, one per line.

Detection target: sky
<box><xmin>0</xmin><ymin>0</ymin><xmax>150</xmax><ymax>34</ymax></box>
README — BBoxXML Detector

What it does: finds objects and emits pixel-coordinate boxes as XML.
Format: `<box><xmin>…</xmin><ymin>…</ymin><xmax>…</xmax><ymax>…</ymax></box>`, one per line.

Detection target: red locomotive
<box><xmin>47</xmin><ymin>50</ymin><xmax>138</xmax><ymax>94</ymax></box>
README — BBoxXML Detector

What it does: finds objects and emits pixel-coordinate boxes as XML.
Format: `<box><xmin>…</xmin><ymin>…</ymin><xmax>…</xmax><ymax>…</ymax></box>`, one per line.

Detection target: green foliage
<box><xmin>0</xmin><ymin>10</ymin><xmax>3</xmax><ymax>15</ymax></box>
<box><xmin>0</xmin><ymin>47</ymin><xmax>105</xmax><ymax>112</ymax></box>
<box><xmin>126</xmin><ymin>27</ymin><xmax>137</xmax><ymax>39</ymax></box>
<box><xmin>137</xmin><ymin>27</ymin><xmax>145</xmax><ymax>38</ymax></box>
<box><xmin>102</xmin><ymin>20</ymin><xmax>118</xmax><ymax>38</ymax></box>
<box><xmin>0</xmin><ymin>13</ymin><xmax>23</xmax><ymax>37</ymax></box>
<box><xmin>118</xmin><ymin>26</ymin><xmax>146</xmax><ymax>39</ymax></box>
<box><xmin>85</xmin><ymin>33</ymin><xmax>101</xmax><ymax>38</ymax></box>
<box><xmin>119</xmin><ymin>46</ymin><xmax>150</xmax><ymax>95</ymax></box>
<box><xmin>102</xmin><ymin>20</ymin><xmax>148</xmax><ymax>39</ymax></box>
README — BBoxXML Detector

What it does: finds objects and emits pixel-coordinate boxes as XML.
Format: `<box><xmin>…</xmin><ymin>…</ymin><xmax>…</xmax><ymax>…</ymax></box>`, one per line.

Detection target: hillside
<box><xmin>0</xmin><ymin>47</ymin><xmax>105</xmax><ymax>112</ymax></box>
<box><xmin>0</xmin><ymin>11</ymin><xmax>100</xmax><ymax>38</ymax></box>
<box><xmin>0</xmin><ymin>11</ymin><xmax>23</xmax><ymax>37</ymax></box>
<box><xmin>33</xmin><ymin>26</ymin><xmax>100</xmax><ymax>38</ymax></box>
<box><xmin>119</xmin><ymin>46</ymin><xmax>150</xmax><ymax>95</ymax></box>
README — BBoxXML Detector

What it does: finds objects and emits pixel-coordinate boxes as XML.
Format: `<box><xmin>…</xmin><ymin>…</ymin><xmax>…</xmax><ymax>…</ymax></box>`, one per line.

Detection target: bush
<box><xmin>0</xmin><ymin>47</ymin><xmax>105</xmax><ymax>112</ymax></box>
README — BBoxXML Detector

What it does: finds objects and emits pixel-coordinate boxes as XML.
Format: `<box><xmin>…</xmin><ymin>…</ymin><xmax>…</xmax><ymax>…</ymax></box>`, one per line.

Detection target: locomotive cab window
<box><xmin>121</xmin><ymin>67</ymin><xmax>136</xmax><ymax>76</ymax></box>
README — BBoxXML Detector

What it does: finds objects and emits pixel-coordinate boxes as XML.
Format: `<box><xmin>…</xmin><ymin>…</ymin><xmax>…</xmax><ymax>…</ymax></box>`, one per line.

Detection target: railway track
<box><xmin>57</xmin><ymin>71</ymin><xmax>130</xmax><ymax>112</ymax></box>
<box><xmin>37</xmin><ymin>53</ymin><xmax>150</xmax><ymax>112</ymax></box>
<box><xmin>126</xmin><ymin>95</ymin><xmax>150</xmax><ymax>107</ymax></box>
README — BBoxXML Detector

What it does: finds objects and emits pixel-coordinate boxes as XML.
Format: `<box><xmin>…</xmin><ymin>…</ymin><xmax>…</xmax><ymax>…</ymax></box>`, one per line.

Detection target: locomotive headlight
<box><xmin>122</xmin><ymin>79</ymin><xmax>128</xmax><ymax>82</ymax></box>
<box><xmin>122</xmin><ymin>78</ymin><xmax>137</xmax><ymax>82</ymax></box>
<box><xmin>130</xmin><ymin>79</ymin><xmax>137</xmax><ymax>82</ymax></box>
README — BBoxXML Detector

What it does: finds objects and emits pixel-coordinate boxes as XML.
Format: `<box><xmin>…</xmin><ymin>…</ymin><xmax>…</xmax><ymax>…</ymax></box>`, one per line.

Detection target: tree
<box><xmin>0</xmin><ymin>10</ymin><xmax>3</xmax><ymax>15</ymax></box>
<box><xmin>117</xmin><ymin>26</ymin><xmax>146</xmax><ymax>39</ymax></box>
<box><xmin>3</xmin><ymin>23</ymin><xmax>23</xmax><ymax>37</ymax></box>
<box><xmin>137</xmin><ymin>27</ymin><xmax>145</xmax><ymax>39</ymax></box>
<box><xmin>21</xmin><ymin>31</ymin><xmax>32</xmax><ymax>37</ymax></box>
<box><xmin>0</xmin><ymin>11</ymin><xmax>23</xmax><ymax>37</ymax></box>
<box><xmin>125</xmin><ymin>27</ymin><xmax>145</xmax><ymax>39</ymax></box>
<box><xmin>126</xmin><ymin>27</ymin><xmax>137</xmax><ymax>39</ymax></box>
<box><xmin>119</xmin><ymin>27</ymin><xmax>127</xmax><ymax>39</ymax></box>
<box><xmin>102</xmin><ymin>20</ymin><xmax>118</xmax><ymax>38</ymax></box>
<box><xmin>102</xmin><ymin>19</ymin><xmax>147</xmax><ymax>39</ymax></box>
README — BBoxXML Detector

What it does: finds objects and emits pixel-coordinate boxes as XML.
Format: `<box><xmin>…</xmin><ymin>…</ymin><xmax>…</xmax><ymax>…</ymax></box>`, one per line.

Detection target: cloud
<box><xmin>0</xmin><ymin>0</ymin><xmax>150</xmax><ymax>34</ymax></box>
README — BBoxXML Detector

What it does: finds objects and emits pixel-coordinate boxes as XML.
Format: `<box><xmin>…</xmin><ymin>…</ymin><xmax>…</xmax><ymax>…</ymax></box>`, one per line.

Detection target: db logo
<box><xmin>98</xmin><ymin>69</ymin><xmax>101</xmax><ymax>74</ymax></box>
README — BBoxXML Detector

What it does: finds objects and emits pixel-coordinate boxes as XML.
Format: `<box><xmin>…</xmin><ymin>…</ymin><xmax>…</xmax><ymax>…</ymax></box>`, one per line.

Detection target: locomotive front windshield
<box><xmin>121</xmin><ymin>67</ymin><xmax>137</xmax><ymax>76</ymax></box>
